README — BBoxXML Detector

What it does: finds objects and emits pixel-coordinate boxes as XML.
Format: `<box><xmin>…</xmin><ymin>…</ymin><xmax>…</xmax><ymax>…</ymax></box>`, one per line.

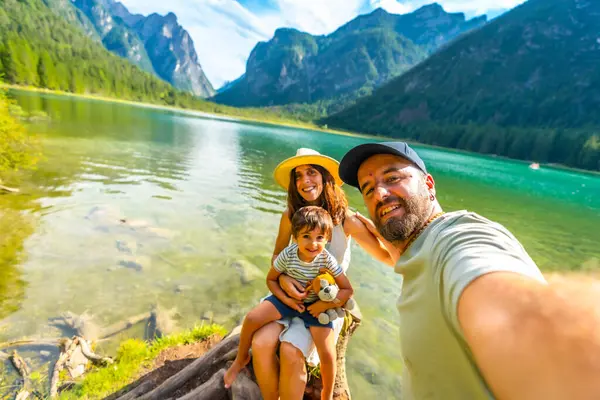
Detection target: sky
<box><xmin>118</xmin><ymin>0</ymin><xmax>527</xmax><ymax>89</ymax></box>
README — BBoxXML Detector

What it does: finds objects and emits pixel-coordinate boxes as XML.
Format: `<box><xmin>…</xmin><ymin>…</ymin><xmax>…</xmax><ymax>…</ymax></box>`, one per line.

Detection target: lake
<box><xmin>1</xmin><ymin>90</ymin><xmax>600</xmax><ymax>398</ymax></box>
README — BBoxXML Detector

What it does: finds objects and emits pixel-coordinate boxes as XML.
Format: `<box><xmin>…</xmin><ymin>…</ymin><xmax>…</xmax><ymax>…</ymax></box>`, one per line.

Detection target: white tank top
<box><xmin>326</xmin><ymin>224</ymin><xmax>351</xmax><ymax>272</ymax></box>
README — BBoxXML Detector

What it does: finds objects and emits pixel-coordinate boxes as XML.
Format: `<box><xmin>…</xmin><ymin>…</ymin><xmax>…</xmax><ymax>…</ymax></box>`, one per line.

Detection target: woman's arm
<box><xmin>272</xmin><ymin>209</ymin><xmax>293</xmax><ymax>265</ymax></box>
<box><xmin>266</xmin><ymin>267</ymin><xmax>305</xmax><ymax>312</ymax></box>
<box><xmin>344</xmin><ymin>210</ymin><xmax>400</xmax><ymax>267</ymax></box>
<box><xmin>272</xmin><ymin>209</ymin><xmax>308</xmax><ymax>301</ymax></box>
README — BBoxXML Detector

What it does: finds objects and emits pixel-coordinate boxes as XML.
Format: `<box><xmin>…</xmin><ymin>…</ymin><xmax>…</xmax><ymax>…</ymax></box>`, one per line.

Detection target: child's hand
<box><xmin>307</xmin><ymin>301</ymin><xmax>330</xmax><ymax>318</ymax></box>
<box><xmin>285</xmin><ymin>298</ymin><xmax>306</xmax><ymax>313</ymax></box>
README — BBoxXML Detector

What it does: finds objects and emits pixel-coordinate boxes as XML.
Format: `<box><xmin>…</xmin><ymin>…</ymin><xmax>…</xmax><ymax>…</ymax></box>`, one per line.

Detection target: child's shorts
<box><xmin>264</xmin><ymin>295</ymin><xmax>333</xmax><ymax>329</ymax></box>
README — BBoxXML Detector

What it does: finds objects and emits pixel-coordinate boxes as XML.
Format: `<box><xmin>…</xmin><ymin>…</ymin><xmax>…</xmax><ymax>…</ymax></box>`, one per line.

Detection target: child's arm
<box><xmin>268</xmin><ymin>254</ymin><xmax>306</xmax><ymax>312</ymax></box>
<box><xmin>307</xmin><ymin>254</ymin><xmax>354</xmax><ymax>318</ymax></box>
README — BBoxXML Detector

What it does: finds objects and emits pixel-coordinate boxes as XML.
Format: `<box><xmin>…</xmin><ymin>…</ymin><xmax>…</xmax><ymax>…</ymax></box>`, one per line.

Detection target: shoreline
<box><xmin>3</xmin><ymin>84</ymin><xmax>599</xmax><ymax>177</ymax></box>
<box><xmin>1</xmin><ymin>84</ymin><xmax>382</xmax><ymax>142</ymax></box>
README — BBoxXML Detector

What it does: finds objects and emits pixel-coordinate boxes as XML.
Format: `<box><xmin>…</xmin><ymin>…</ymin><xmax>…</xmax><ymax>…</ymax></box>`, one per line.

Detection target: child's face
<box><xmin>295</xmin><ymin>227</ymin><xmax>328</xmax><ymax>262</ymax></box>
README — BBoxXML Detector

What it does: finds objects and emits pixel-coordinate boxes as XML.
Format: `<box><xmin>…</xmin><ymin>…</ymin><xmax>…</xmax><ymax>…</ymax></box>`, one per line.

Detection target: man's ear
<box><xmin>425</xmin><ymin>174</ymin><xmax>435</xmax><ymax>190</ymax></box>
<box><xmin>426</xmin><ymin>174</ymin><xmax>436</xmax><ymax>198</ymax></box>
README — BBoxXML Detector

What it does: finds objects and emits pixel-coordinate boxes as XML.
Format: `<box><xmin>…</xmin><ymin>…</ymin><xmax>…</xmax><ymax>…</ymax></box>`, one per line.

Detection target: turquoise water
<box><xmin>1</xmin><ymin>90</ymin><xmax>599</xmax><ymax>398</ymax></box>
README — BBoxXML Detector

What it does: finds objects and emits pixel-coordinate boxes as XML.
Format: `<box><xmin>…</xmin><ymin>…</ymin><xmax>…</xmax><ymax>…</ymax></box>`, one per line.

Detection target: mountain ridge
<box><xmin>324</xmin><ymin>0</ymin><xmax>600</xmax><ymax>171</ymax></box>
<box><xmin>213</xmin><ymin>4</ymin><xmax>487</xmax><ymax>109</ymax></box>
<box><xmin>52</xmin><ymin>0</ymin><xmax>215</xmax><ymax>97</ymax></box>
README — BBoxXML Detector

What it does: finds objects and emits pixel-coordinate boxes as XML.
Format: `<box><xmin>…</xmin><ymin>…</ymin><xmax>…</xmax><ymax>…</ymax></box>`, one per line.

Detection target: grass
<box><xmin>58</xmin><ymin>324</ymin><xmax>227</xmax><ymax>400</ymax></box>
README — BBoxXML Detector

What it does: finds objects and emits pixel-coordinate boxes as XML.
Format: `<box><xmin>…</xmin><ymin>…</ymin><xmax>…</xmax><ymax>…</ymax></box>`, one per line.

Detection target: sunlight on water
<box><xmin>1</xmin><ymin>90</ymin><xmax>599</xmax><ymax>398</ymax></box>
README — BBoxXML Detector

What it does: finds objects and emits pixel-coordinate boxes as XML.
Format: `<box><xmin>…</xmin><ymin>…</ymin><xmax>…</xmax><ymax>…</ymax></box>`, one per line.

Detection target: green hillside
<box><xmin>325</xmin><ymin>0</ymin><xmax>600</xmax><ymax>171</ymax></box>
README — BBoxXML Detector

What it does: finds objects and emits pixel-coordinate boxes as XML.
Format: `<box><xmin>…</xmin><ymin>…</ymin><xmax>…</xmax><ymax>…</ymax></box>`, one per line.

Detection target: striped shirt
<box><xmin>274</xmin><ymin>243</ymin><xmax>343</xmax><ymax>303</ymax></box>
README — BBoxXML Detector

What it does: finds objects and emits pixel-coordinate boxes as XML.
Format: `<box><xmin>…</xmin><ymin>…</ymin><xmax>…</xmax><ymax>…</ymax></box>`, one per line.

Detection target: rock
<box><xmin>201</xmin><ymin>311</ymin><xmax>214</xmax><ymax>322</ymax></box>
<box><xmin>144</xmin><ymin>226</ymin><xmax>176</xmax><ymax>239</ymax></box>
<box><xmin>182</xmin><ymin>244</ymin><xmax>196</xmax><ymax>252</ymax></box>
<box><xmin>0</xmin><ymin>351</ymin><xmax>7</xmax><ymax>361</ymax></box>
<box><xmin>175</xmin><ymin>284</ymin><xmax>191</xmax><ymax>293</ymax></box>
<box><xmin>116</xmin><ymin>239</ymin><xmax>137</xmax><ymax>255</ymax></box>
<box><xmin>231</xmin><ymin>260</ymin><xmax>264</xmax><ymax>285</ymax></box>
<box><xmin>106</xmin><ymin>266</ymin><xmax>117</xmax><ymax>272</ymax></box>
<box><xmin>50</xmin><ymin>311</ymin><xmax>101</xmax><ymax>341</ymax></box>
<box><xmin>118</xmin><ymin>255</ymin><xmax>151</xmax><ymax>271</ymax></box>
<box><xmin>145</xmin><ymin>304</ymin><xmax>179</xmax><ymax>339</ymax></box>
<box><xmin>40</xmin><ymin>350</ymin><xmax>52</xmax><ymax>358</ymax></box>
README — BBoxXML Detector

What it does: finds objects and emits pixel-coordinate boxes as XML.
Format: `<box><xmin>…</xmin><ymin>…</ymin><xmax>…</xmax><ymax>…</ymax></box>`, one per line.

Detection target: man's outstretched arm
<box><xmin>459</xmin><ymin>272</ymin><xmax>600</xmax><ymax>400</ymax></box>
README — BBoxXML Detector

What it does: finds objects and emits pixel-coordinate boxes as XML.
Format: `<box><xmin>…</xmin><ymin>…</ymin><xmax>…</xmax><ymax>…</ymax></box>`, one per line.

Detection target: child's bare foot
<box><xmin>223</xmin><ymin>355</ymin><xmax>250</xmax><ymax>389</ymax></box>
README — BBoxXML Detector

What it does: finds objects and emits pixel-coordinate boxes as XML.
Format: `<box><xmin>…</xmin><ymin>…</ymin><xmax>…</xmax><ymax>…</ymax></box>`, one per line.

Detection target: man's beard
<box><xmin>374</xmin><ymin>186</ymin><xmax>431</xmax><ymax>243</ymax></box>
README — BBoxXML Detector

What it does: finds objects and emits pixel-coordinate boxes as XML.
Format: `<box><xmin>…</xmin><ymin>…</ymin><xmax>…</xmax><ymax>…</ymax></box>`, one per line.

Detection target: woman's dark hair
<box><xmin>287</xmin><ymin>164</ymin><xmax>348</xmax><ymax>226</ymax></box>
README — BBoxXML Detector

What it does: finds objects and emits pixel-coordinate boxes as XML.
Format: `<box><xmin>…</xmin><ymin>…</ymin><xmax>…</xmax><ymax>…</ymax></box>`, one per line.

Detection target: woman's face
<box><xmin>294</xmin><ymin>164</ymin><xmax>324</xmax><ymax>203</ymax></box>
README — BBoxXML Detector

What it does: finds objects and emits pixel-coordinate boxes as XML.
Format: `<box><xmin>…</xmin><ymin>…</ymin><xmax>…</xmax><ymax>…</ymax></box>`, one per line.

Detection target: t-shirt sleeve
<box><xmin>431</xmin><ymin>213</ymin><xmax>546</xmax><ymax>336</ymax></box>
<box><xmin>324</xmin><ymin>251</ymin><xmax>343</xmax><ymax>277</ymax></box>
<box><xmin>273</xmin><ymin>247</ymin><xmax>290</xmax><ymax>273</ymax></box>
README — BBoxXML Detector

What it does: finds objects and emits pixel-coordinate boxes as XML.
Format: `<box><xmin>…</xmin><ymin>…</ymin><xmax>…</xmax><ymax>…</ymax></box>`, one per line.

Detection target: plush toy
<box><xmin>308</xmin><ymin>270</ymin><xmax>356</xmax><ymax>325</ymax></box>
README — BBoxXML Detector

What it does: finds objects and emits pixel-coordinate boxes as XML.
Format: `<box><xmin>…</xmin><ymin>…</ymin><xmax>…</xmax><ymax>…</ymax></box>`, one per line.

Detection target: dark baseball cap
<box><xmin>339</xmin><ymin>141</ymin><xmax>428</xmax><ymax>188</ymax></box>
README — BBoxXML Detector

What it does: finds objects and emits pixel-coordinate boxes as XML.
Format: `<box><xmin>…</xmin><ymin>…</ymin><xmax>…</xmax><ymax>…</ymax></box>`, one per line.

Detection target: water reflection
<box><xmin>0</xmin><ymin>209</ymin><xmax>29</xmax><ymax>319</ymax></box>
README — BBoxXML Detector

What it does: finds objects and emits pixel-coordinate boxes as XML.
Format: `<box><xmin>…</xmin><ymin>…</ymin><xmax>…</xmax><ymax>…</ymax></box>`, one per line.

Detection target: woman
<box><xmin>252</xmin><ymin>148</ymin><xmax>398</xmax><ymax>399</ymax></box>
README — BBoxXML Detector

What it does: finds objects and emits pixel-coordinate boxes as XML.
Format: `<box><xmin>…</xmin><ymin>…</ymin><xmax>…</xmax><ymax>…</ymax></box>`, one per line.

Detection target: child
<box><xmin>224</xmin><ymin>206</ymin><xmax>354</xmax><ymax>400</ymax></box>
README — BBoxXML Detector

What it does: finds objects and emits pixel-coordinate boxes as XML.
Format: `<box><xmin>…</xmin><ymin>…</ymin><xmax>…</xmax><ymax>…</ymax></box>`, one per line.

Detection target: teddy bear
<box><xmin>308</xmin><ymin>270</ymin><xmax>356</xmax><ymax>325</ymax></box>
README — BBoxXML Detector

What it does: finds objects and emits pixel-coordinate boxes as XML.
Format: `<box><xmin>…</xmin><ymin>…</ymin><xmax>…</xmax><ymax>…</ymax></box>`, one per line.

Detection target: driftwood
<box><xmin>78</xmin><ymin>337</ymin><xmax>113</xmax><ymax>365</ymax></box>
<box><xmin>113</xmin><ymin>381</ymin><xmax>154</xmax><ymax>400</ymax></box>
<box><xmin>50</xmin><ymin>339</ymin><xmax>79</xmax><ymax>398</ymax></box>
<box><xmin>230</xmin><ymin>369</ymin><xmax>262</xmax><ymax>400</ymax></box>
<box><xmin>176</xmin><ymin>369</ymin><xmax>228</xmax><ymax>400</ymax></box>
<box><xmin>10</xmin><ymin>350</ymin><xmax>32</xmax><ymax>400</ymax></box>
<box><xmin>131</xmin><ymin>328</ymin><xmax>242</xmax><ymax>400</ymax></box>
<box><xmin>0</xmin><ymin>184</ymin><xmax>19</xmax><ymax>193</ymax></box>
<box><xmin>1</xmin><ymin>311</ymin><xmax>153</xmax><ymax>351</ymax></box>
<box><xmin>113</xmin><ymin>306</ymin><xmax>362</xmax><ymax>400</ymax></box>
<box><xmin>0</xmin><ymin>338</ymin><xmax>61</xmax><ymax>350</ymax></box>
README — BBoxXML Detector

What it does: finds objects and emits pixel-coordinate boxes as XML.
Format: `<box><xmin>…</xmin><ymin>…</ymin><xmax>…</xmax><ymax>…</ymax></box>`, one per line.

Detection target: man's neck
<box><xmin>395</xmin><ymin>202</ymin><xmax>444</xmax><ymax>252</ymax></box>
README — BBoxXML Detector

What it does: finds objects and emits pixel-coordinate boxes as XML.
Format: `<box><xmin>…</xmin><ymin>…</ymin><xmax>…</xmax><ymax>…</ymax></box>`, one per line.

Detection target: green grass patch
<box><xmin>59</xmin><ymin>324</ymin><xmax>227</xmax><ymax>400</ymax></box>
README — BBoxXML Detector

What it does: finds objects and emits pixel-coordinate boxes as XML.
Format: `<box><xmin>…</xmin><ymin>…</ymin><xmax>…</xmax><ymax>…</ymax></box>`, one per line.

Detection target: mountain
<box><xmin>0</xmin><ymin>0</ymin><xmax>201</xmax><ymax>104</ymax></box>
<box><xmin>52</xmin><ymin>0</ymin><xmax>214</xmax><ymax>97</ymax></box>
<box><xmin>325</xmin><ymin>0</ymin><xmax>600</xmax><ymax>171</ymax></box>
<box><xmin>213</xmin><ymin>4</ymin><xmax>487</xmax><ymax>109</ymax></box>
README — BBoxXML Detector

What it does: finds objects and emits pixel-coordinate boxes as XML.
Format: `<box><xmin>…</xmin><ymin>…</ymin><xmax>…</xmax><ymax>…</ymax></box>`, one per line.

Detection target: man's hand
<box><xmin>307</xmin><ymin>301</ymin><xmax>332</xmax><ymax>318</ymax></box>
<box><xmin>279</xmin><ymin>274</ymin><xmax>308</xmax><ymax>301</ymax></box>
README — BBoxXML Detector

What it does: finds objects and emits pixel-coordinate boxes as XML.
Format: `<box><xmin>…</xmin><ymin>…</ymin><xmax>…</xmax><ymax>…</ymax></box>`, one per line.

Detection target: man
<box><xmin>338</xmin><ymin>141</ymin><xmax>600</xmax><ymax>400</ymax></box>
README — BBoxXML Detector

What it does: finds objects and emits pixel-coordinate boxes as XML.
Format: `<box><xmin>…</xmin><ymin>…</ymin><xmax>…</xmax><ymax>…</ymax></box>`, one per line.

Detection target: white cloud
<box><xmin>370</xmin><ymin>0</ymin><xmax>526</xmax><ymax>17</ymax></box>
<box><xmin>118</xmin><ymin>0</ymin><xmax>525</xmax><ymax>89</ymax></box>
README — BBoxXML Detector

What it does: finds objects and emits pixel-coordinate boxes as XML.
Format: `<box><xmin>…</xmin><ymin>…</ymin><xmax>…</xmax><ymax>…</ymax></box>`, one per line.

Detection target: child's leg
<box><xmin>309</xmin><ymin>326</ymin><xmax>337</xmax><ymax>400</ymax></box>
<box><xmin>224</xmin><ymin>301</ymin><xmax>283</xmax><ymax>388</ymax></box>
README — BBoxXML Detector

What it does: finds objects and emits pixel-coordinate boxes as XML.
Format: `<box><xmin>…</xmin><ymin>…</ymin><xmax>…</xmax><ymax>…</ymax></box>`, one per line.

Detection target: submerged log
<box><xmin>101</xmin><ymin>312</ymin><xmax>151</xmax><ymax>340</ymax></box>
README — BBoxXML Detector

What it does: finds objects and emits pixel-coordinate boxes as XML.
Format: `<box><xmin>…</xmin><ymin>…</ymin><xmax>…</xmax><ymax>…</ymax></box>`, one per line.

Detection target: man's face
<box><xmin>357</xmin><ymin>154</ymin><xmax>433</xmax><ymax>243</ymax></box>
